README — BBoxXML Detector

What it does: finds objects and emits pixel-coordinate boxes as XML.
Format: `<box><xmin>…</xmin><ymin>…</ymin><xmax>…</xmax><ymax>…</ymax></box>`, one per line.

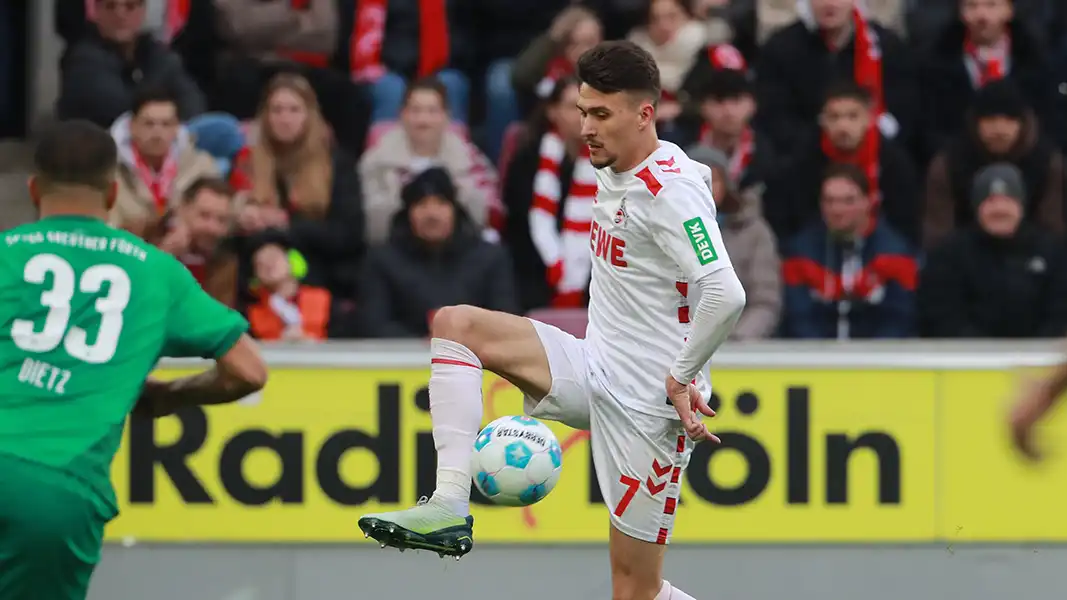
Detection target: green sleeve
<box><xmin>161</xmin><ymin>258</ymin><xmax>248</xmax><ymax>359</ymax></box>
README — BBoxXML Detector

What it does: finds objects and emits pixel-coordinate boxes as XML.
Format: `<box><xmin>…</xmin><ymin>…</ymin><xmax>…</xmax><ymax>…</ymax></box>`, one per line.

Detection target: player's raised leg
<box><xmin>358</xmin><ymin>305</ymin><xmax>555</xmax><ymax>557</ymax></box>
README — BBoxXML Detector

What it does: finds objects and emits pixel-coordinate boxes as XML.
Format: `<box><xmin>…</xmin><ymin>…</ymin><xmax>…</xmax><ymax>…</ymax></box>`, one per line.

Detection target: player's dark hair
<box><xmin>822</xmin><ymin>79</ymin><xmax>872</xmax><ymax>108</ymax></box>
<box><xmin>34</xmin><ymin>120</ymin><xmax>117</xmax><ymax>192</ymax></box>
<box><xmin>700</xmin><ymin>69</ymin><xmax>753</xmax><ymax>102</ymax></box>
<box><xmin>131</xmin><ymin>84</ymin><xmax>179</xmax><ymax>117</ymax></box>
<box><xmin>183</xmin><ymin>176</ymin><xmax>234</xmax><ymax>204</ymax></box>
<box><xmin>403</xmin><ymin>77</ymin><xmax>449</xmax><ymax>110</ymax></box>
<box><xmin>576</xmin><ymin>41</ymin><xmax>661</xmax><ymax>105</ymax></box>
<box><xmin>822</xmin><ymin>163</ymin><xmax>870</xmax><ymax>197</ymax></box>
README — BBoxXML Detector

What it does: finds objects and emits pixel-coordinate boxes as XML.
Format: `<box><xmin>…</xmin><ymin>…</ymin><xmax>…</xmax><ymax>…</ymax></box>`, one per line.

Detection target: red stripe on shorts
<box><xmin>663</xmin><ymin>497</ymin><xmax>677</xmax><ymax>515</ymax></box>
<box><xmin>676</xmin><ymin>435</ymin><xmax>685</xmax><ymax>453</ymax></box>
<box><xmin>656</xmin><ymin>527</ymin><xmax>669</xmax><ymax>545</ymax></box>
<box><xmin>430</xmin><ymin>358</ymin><xmax>481</xmax><ymax>369</ymax></box>
<box><xmin>671</xmin><ymin>466</ymin><xmax>681</xmax><ymax>484</ymax></box>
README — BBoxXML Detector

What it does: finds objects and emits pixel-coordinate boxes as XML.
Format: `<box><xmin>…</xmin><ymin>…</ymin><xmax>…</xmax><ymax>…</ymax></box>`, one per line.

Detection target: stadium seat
<box><xmin>526</xmin><ymin>308</ymin><xmax>588</xmax><ymax>339</ymax></box>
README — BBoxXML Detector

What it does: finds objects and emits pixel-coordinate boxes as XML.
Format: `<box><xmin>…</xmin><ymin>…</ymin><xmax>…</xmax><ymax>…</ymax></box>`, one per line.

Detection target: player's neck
<box><xmin>37</xmin><ymin>195</ymin><xmax>109</xmax><ymax>222</ymax></box>
<box><xmin>38</xmin><ymin>203</ymin><xmax>108</xmax><ymax>222</ymax></box>
<box><xmin>610</xmin><ymin>133</ymin><xmax>661</xmax><ymax>174</ymax></box>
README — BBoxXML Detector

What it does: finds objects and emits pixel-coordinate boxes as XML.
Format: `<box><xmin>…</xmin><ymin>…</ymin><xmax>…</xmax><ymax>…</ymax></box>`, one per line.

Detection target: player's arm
<box><xmin>140</xmin><ymin>335</ymin><xmax>267</xmax><ymax>417</ymax></box>
<box><xmin>650</xmin><ymin>179</ymin><xmax>746</xmax><ymax>438</ymax></box>
<box><xmin>1010</xmin><ymin>353</ymin><xmax>1067</xmax><ymax>460</ymax></box>
<box><xmin>138</xmin><ymin>259</ymin><xmax>268</xmax><ymax>418</ymax></box>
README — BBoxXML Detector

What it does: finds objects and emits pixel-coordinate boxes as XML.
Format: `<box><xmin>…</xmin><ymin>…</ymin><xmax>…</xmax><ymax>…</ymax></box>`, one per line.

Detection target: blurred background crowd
<box><xmin>2</xmin><ymin>0</ymin><xmax>1067</xmax><ymax>342</ymax></box>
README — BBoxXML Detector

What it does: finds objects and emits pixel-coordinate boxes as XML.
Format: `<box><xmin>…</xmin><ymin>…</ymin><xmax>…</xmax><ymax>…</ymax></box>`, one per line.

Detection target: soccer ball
<box><xmin>471</xmin><ymin>415</ymin><xmax>563</xmax><ymax>507</ymax></box>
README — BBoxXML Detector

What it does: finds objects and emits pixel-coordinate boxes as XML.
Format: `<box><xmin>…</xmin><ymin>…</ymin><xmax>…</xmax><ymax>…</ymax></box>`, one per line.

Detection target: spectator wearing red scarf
<box><xmin>351</xmin><ymin>0</ymin><xmax>476</xmax><ymax>124</ymax></box>
<box><xmin>919</xmin><ymin>0</ymin><xmax>1060</xmax><ymax>161</ymax></box>
<box><xmin>754</xmin><ymin>0</ymin><xmax>917</xmax><ymax>158</ymax></box>
<box><xmin>764</xmin><ymin>80</ymin><xmax>919</xmax><ymax>245</ymax></box>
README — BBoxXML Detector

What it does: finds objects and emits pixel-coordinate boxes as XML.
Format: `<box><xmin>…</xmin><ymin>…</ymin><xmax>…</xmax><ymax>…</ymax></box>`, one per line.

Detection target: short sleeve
<box><xmin>161</xmin><ymin>258</ymin><xmax>248</xmax><ymax>359</ymax></box>
<box><xmin>647</xmin><ymin>178</ymin><xmax>734</xmax><ymax>280</ymax></box>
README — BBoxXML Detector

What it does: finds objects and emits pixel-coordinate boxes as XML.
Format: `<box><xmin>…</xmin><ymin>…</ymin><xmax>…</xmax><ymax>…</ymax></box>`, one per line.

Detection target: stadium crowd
<box><xmin>41</xmin><ymin>0</ymin><xmax>1067</xmax><ymax>341</ymax></box>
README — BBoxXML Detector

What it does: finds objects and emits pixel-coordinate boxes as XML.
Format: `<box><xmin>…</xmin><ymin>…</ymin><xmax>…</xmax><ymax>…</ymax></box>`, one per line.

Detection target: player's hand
<box><xmin>158</xmin><ymin>222</ymin><xmax>190</xmax><ymax>255</ymax></box>
<box><xmin>665</xmin><ymin>375</ymin><xmax>721</xmax><ymax>443</ymax></box>
<box><xmin>1010</xmin><ymin>381</ymin><xmax>1055</xmax><ymax>461</ymax></box>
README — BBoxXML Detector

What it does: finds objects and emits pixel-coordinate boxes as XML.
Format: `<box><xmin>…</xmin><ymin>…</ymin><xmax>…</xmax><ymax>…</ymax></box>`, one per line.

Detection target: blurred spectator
<box><xmin>512</xmin><ymin>6</ymin><xmax>602</xmax><ymax>107</ymax></box>
<box><xmin>108</xmin><ymin>86</ymin><xmax>218</xmax><ymax>237</ymax></box>
<box><xmin>246</xmin><ymin>229</ymin><xmax>336</xmax><ymax>342</ymax></box>
<box><xmin>234</xmin><ymin>73</ymin><xmax>364</xmax><ymax>299</ymax></box>
<box><xmin>213</xmin><ymin>0</ymin><xmax>370</xmax><ymax>154</ymax></box>
<box><xmin>360</xmin><ymin>78</ymin><xmax>496</xmax><ymax>245</ymax></box>
<box><xmin>919</xmin><ymin>163</ymin><xmax>1067</xmax><ymax>338</ymax></box>
<box><xmin>919</xmin><ymin>0</ymin><xmax>1060</xmax><ymax>160</ymax></box>
<box><xmin>627</xmin><ymin>0</ymin><xmax>707</xmax><ymax>142</ymax></box>
<box><xmin>473</xmin><ymin>0</ymin><xmax>572</xmax><ymax>162</ymax></box>
<box><xmin>684</xmin><ymin>69</ymin><xmax>775</xmax><ymax>188</ymax></box>
<box><xmin>758</xmin><ymin>0</ymin><xmax>908</xmax><ymax>44</ymax></box>
<box><xmin>502</xmin><ymin>78</ymin><xmax>592</xmax><ymax>311</ymax></box>
<box><xmin>907</xmin><ymin>0</ymin><xmax>1067</xmax><ymax>53</ymax></box>
<box><xmin>765</xmin><ymin>80</ymin><xmax>919</xmax><ymax>243</ymax></box>
<box><xmin>782</xmin><ymin>164</ymin><xmax>917</xmax><ymax>339</ymax></box>
<box><xmin>156</xmin><ymin>177</ymin><xmax>240</xmax><ymax>308</ymax></box>
<box><xmin>690</xmin><ymin>146</ymin><xmax>782</xmax><ymax>340</ymax></box>
<box><xmin>186</xmin><ymin>112</ymin><xmax>246</xmax><ymax>178</ymax></box>
<box><xmin>358</xmin><ymin>0</ymin><xmax>476</xmax><ymax>124</ymax></box>
<box><xmin>358</xmin><ymin>168</ymin><xmax>518</xmax><ymax>338</ymax></box>
<box><xmin>57</xmin><ymin>0</ymin><xmax>205</xmax><ymax>128</ymax></box>
<box><xmin>755</xmin><ymin>0</ymin><xmax>917</xmax><ymax>155</ymax></box>
<box><xmin>924</xmin><ymin>79</ymin><xmax>1063</xmax><ymax>249</ymax></box>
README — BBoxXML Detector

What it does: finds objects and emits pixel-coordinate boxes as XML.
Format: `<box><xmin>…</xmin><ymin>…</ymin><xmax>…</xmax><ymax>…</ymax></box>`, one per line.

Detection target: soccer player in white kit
<box><xmin>359</xmin><ymin>41</ymin><xmax>746</xmax><ymax>600</ymax></box>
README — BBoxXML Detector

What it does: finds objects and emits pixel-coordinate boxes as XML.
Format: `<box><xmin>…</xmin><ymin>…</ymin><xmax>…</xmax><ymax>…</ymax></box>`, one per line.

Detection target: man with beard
<box><xmin>157</xmin><ymin>177</ymin><xmax>239</xmax><ymax>307</ymax></box>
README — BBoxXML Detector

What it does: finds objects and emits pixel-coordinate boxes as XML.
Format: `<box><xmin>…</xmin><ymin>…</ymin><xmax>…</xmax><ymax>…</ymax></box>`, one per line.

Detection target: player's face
<box><xmin>409</xmin><ymin>195</ymin><xmax>456</xmax><ymax>244</ymax></box>
<box><xmin>577</xmin><ymin>84</ymin><xmax>654</xmax><ymax>170</ymax></box>
<box><xmin>548</xmin><ymin>84</ymin><xmax>582</xmax><ymax>143</ymax></box>
<box><xmin>401</xmin><ymin>90</ymin><xmax>449</xmax><ymax>148</ymax></box>
<box><xmin>961</xmin><ymin>0</ymin><xmax>1013</xmax><ymax>44</ymax></box>
<box><xmin>131</xmin><ymin>101</ymin><xmax>180</xmax><ymax>159</ymax></box>
<box><xmin>820</xmin><ymin>176</ymin><xmax>869</xmax><ymax>234</ymax></box>
<box><xmin>701</xmin><ymin>94</ymin><xmax>754</xmax><ymax>137</ymax></box>
<box><xmin>648</xmin><ymin>0</ymin><xmax>689</xmax><ymax>47</ymax></box>
<box><xmin>977</xmin><ymin>115</ymin><xmax>1022</xmax><ymax>155</ymax></box>
<box><xmin>96</xmin><ymin>0</ymin><xmax>146</xmax><ymax>44</ymax></box>
<box><xmin>810</xmin><ymin>0</ymin><xmax>854</xmax><ymax>30</ymax></box>
<box><xmin>820</xmin><ymin>97</ymin><xmax>871</xmax><ymax>152</ymax></box>
<box><xmin>267</xmin><ymin>89</ymin><xmax>309</xmax><ymax>145</ymax></box>
<box><xmin>977</xmin><ymin>194</ymin><xmax>1023</xmax><ymax>237</ymax></box>
<box><xmin>565</xmin><ymin>19</ymin><xmax>603</xmax><ymax>64</ymax></box>
<box><xmin>253</xmin><ymin>244</ymin><xmax>293</xmax><ymax>289</ymax></box>
<box><xmin>183</xmin><ymin>190</ymin><xmax>232</xmax><ymax>254</ymax></box>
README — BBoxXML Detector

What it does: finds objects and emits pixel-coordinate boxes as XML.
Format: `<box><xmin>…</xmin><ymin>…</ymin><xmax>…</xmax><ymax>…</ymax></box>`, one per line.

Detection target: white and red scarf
<box><xmin>964</xmin><ymin>32</ymin><xmax>1010</xmax><ymax>89</ymax></box>
<box><xmin>350</xmin><ymin>0</ymin><xmax>449</xmax><ymax>82</ymax></box>
<box><xmin>536</xmin><ymin>56</ymin><xmax>576</xmax><ymax>99</ymax></box>
<box><xmin>529</xmin><ymin>131</ymin><xmax>596</xmax><ymax>307</ymax></box>
<box><xmin>132</xmin><ymin>146</ymin><xmax>180</xmax><ymax>213</ymax></box>
<box><xmin>699</xmin><ymin>124</ymin><xmax>755</xmax><ymax>183</ymax></box>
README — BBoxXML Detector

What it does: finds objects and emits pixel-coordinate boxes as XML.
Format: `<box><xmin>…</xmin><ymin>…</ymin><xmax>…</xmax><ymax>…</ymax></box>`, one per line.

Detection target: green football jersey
<box><xmin>0</xmin><ymin>215</ymin><xmax>248</xmax><ymax>516</ymax></box>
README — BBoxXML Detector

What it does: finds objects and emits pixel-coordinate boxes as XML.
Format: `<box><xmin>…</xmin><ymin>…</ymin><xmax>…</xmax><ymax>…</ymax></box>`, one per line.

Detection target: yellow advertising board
<box><xmin>104</xmin><ymin>368</ymin><xmax>942</xmax><ymax>543</ymax></box>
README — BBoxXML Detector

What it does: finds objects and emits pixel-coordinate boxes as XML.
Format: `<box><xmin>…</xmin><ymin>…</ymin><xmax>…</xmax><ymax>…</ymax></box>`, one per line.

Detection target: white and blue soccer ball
<box><xmin>471</xmin><ymin>415</ymin><xmax>563</xmax><ymax>507</ymax></box>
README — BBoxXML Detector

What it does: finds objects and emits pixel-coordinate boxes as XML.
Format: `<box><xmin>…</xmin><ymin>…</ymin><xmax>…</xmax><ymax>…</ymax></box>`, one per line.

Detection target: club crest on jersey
<box><xmin>613</xmin><ymin>197</ymin><xmax>628</xmax><ymax>226</ymax></box>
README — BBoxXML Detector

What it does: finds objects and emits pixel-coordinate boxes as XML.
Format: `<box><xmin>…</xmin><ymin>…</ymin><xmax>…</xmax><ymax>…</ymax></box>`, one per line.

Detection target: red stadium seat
<box><xmin>526</xmin><ymin>308</ymin><xmax>589</xmax><ymax>339</ymax></box>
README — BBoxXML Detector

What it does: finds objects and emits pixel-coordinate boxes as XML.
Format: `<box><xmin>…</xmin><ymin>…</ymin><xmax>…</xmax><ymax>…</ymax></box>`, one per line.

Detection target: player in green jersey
<box><xmin>0</xmin><ymin>120</ymin><xmax>268</xmax><ymax>600</ymax></box>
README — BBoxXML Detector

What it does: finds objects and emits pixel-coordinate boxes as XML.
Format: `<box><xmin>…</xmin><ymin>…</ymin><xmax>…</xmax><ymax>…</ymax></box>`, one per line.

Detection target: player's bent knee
<box><xmin>430</xmin><ymin>305</ymin><xmax>485</xmax><ymax>347</ymax></box>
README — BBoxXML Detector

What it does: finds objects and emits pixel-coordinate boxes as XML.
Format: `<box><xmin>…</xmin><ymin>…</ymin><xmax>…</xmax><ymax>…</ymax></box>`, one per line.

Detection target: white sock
<box><xmin>427</xmin><ymin>338</ymin><xmax>483</xmax><ymax>516</ymax></box>
<box><xmin>656</xmin><ymin>580</ymin><xmax>696</xmax><ymax>600</ymax></box>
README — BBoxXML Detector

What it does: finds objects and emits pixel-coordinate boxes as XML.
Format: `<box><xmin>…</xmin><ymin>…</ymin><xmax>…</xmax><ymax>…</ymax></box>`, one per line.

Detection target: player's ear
<box><xmin>640</xmin><ymin>101</ymin><xmax>655</xmax><ymax>131</ymax></box>
<box><xmin>27</xmin><ymin>176</ymin><xmax>41</xmax><ymax>206</ymax></box>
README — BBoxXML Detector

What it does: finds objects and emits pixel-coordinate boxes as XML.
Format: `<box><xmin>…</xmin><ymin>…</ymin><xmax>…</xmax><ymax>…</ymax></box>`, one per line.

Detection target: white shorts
<box><xmin>522</xmin><ymin>319</ymin><xmax>694</xmax><ymax>545</ymax></box>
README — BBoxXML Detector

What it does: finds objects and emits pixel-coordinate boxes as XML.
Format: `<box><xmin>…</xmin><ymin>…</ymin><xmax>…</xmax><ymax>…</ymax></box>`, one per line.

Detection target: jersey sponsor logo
<box><xmin>683</xmin><ymin>217</ymin><xmax>718</xmax><ymax>265</ymax></box>
<box><xmin>589</xmin><ymin>221</ymin><xmax>627</xmax><ymax>268</ymax></box>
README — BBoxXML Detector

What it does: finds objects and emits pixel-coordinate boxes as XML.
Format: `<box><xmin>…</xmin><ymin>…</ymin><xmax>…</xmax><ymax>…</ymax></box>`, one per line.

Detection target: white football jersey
<box><xmin>585</xmin><ymin>141</ymin><xmax>734</xmax><ymax>419</ymax></box>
